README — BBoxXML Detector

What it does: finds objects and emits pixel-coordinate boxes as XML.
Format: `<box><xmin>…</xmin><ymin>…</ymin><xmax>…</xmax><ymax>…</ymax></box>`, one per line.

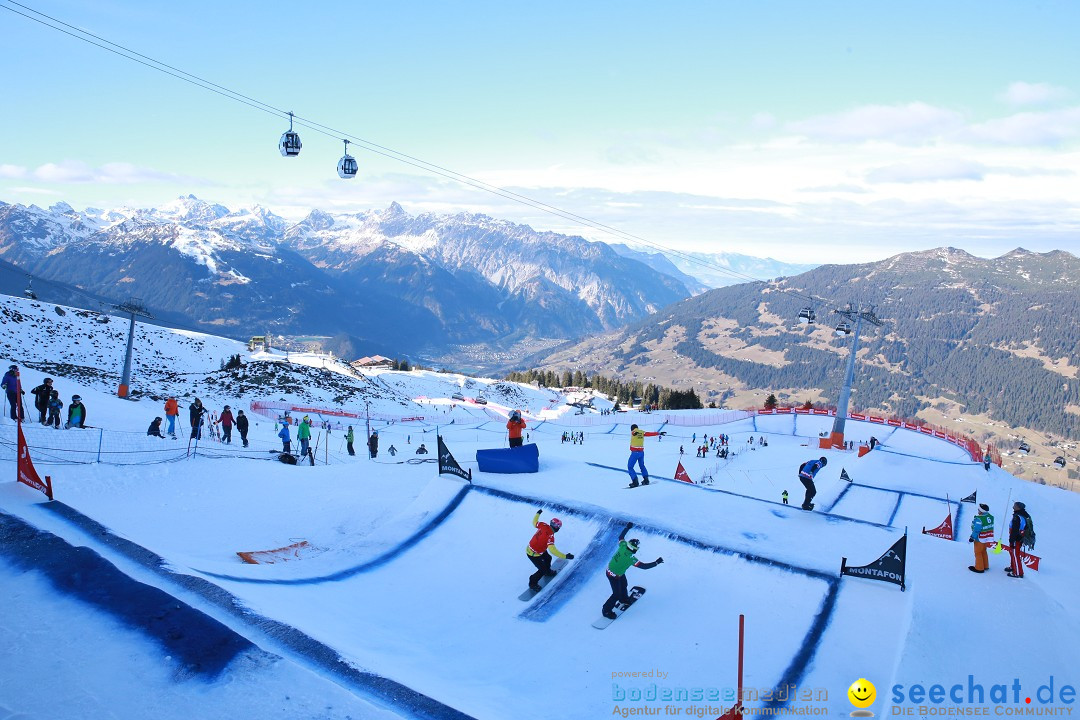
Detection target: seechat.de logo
<box><xmin>849</xmin><ymin>678</ymin><xmax>877</xmax><ymax>717</ymax></box>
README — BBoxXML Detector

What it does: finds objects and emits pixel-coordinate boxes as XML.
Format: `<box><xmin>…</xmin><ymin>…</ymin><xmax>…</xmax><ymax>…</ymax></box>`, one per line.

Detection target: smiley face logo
<box><xmin>848</xmin><ymin>678</ymin><xmax>876</xmax><ymax>715</ymax></box>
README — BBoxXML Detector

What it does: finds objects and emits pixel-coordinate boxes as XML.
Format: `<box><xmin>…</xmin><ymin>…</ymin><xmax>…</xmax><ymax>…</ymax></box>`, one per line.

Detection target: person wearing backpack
<box><xmin>967</xmin><ymin>503</ymin><xmax>994</xmax><ymax>573</ymax></box>
<box><xmin>1005</xmin><ymin>501</ymin><xmax>1033</xmax><ymax>579</ymax></box>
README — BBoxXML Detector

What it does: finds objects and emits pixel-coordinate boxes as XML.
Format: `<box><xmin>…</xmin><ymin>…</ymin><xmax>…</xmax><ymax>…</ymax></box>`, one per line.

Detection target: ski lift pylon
<box><xmin>23</xmin><ymin>276</ymin><xmax>37</xmax><ymax>300</ymax></box>
<box><xmin>279</xmin><ymin>111</ymin><xmax>302</xmax><ymax>157</ymax></box>
<box><xmin>337</xmin><ymin>139</ymin><xmax>358</xmax><ymax>179</ymax></box>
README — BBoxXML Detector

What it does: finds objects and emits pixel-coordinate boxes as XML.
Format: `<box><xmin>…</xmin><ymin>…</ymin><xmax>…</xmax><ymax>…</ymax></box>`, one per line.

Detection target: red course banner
<box><xmin>17</xmin><ymin>424</ymin><xmax>53</xmax><ymax>501</ymax></box>
<box><xmin>921</xmin><ymin>512</ymin><xmax>954</xmax><ymax>540</ymax></box>
<box><xmin>674</xmin><ymin>462</ymin><xmax>694</xmax><ymax>484</ymax></box>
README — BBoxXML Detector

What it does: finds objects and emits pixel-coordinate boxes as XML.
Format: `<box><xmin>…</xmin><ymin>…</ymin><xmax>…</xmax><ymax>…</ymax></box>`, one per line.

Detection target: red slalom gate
<box><xmin>717</xmin><ymin>614</ymin><xmax>745</xmax><ymax>719</ymax></box>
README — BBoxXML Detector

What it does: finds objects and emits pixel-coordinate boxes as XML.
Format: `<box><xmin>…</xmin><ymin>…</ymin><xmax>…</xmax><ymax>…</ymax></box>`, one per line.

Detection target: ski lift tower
<box><xmin>821</xmin><ymin>304</ymin><xmax>884</xmax><ymax>450</ymax></box>
<box><xmin>113</xmin><ymin>297</ymin><xmax>153</xmax><ymax>398</ymax></box>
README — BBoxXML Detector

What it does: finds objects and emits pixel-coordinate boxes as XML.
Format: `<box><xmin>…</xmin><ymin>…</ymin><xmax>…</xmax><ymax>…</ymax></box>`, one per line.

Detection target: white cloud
<box><xmin>799</xmin><ymin>184</ymin><xmax>869</xmax><ymax>194</ymax></box>
<box><xmin>0</xmin><ymin>164</ymin><xmax>27</xmax><ymax>179</ymax></box>
<box><xmin>786</xmin><ymin>102</ymin><xmax>966</xmax><ymax>144</ymax></box>
<box><xmin>866</xmin><ymin>159</ymin><xmax>987</xmax><ymax>184</ymax></box>
<box><xmin>29</xmin><ymin>160</ymin><xmax>203</xmax><ymax>185</ymax></box>
<box><xmin>1000</xmin><ymin>82</ymin><xmax>1071</xmax><ymax>107</ymax></box>
<box><xmin>751</xmin><ymin>112</ymin><xmax>777</xmax><ymax>130</ymax></box>
<box><xmin>964</xmin><ymin>107</ymin><xmax>1080</xmax><ymax>147</ymax></box>
<box><xmin>7</xmin><ymin>186</ymin><xmax>63</xmax><ymax>196</ymax></box>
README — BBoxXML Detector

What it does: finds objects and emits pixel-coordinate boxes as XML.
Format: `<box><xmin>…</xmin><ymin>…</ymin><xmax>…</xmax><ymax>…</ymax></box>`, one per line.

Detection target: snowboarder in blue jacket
<box><xmin>797</xmin><ymin>457</ymin><xmax>827</xmax><ymax>510</ymax></box>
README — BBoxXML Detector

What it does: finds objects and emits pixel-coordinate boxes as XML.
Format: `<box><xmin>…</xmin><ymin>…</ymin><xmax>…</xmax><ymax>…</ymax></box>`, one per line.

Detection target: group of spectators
<box><xmin>2</xmin><ymin>365</ymin><xmax>86</xmax><ymax>429</ymax></box>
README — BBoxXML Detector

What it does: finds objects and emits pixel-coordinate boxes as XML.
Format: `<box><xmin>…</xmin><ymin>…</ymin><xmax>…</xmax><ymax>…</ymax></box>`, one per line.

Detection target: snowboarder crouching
<box><xmin>602</xmin><ymin>522</ymin><xmax>662</xmax><ymax>619</ymax></box>
<box><xmin>66</xmin><ymin>395</ymin><xmax>87</xmax><ymax>429</ymax></box>
<box><xmin>526</xmin><ymin>510</ymin><xmax>574</xmax><ymax>591</ymax></box>
<box><xmin>147</xmin><ymin>417</ymin><xmax>165</xmax><ymax>438</ymax></box>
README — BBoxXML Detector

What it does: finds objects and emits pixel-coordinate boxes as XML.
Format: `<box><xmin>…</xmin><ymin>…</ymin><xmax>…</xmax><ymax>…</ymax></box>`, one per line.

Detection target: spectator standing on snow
<box><xmin>782</xmin><ymin>490</ymin><xmax>789</xmax><ymax>505</ymax></box>
<box><xmin>31</xmin><ymin>377</ymin><xmax>53</xmax><ymax>424</ymax></box>
<box><xmin>147</xmin><ymin>417</ymin><xmax>165</xmax><ymax>438</ymax></box>
<box><xmin>2</xmin><ymin>364</ymin><xmax>24</xmax><ymax>421</ymax></box>
<box><xmin>968</xmin><ymin>503</ymin><xmax>995</xmax><ymax>574</ymax></box>
<box><xmin>797</xmin><ymin>456</ymin><xmax>827</xmax><ymax>511</ymax></box>
<box><xmin>164</xmin><ymin>397</ymin><xmax>179</xmax><ymax>438</ymax></box>
<box><xmin>627</xmin><ymin>424</ymin><xmax>666</xmax><ymax>488</ymax></box>
<box><xmin>983</xmin><ymin>451</ymin><xmax>992</xmax><ymax>472</ymax></box>
<box><xmin>367</xmin><ymin>430</ymin><xmax>379</xmax><ymax>459</ymax></box>
<box><xmin>507</xmin><ymin>409</ymin><xmax>527</xmax><ymax>448</ymax></box>
<box><xmin>278</xmin><ymin>423</ymin><xmax>292</xmax><ymax>454</ymax></box>
<box><xmin>236</xmin><ymin>410</ymin><xmax>249</xmax><ymax>447</ymax></box>
<box><xmin>66</xmin><ymin>395</ymin><xmax>87</xmax><ymax>429</ymax></box>
<box><xmin>346</xmin><ymin>426</ymin><xmax>356</xmax><ymax>456</ymax></box>
<box><xmin>46</xmin><ymin>390</ymin><xmax>62</xmax><ymax>429</ymax></box>
<box><xmin>1005</xmin><ymin>502</ymin><xmax>1033</xmax><ymax>579</ymax></box>
<box><xmin>218</xmin><ymin>405</ymin><xmax>235</xmax><ymax>444</ymax></box>
<box><xmin>298</xmin><ymin>416</ymin><xmax>312</xmax><ymax>457</ymax></box>
<box><xmin>525</xmin><ymin>509</ymin><xmax>574</xmax><ymax>591</ymax></box>
<box><xmin>415</xmin><ymin>443</ymin><xmax>428</xmax><ymax>455</ymax></box>
<box><xmin>189</xmin><ymin>399</ymin><xmax>206</xmax><ymax>440</ymax></box>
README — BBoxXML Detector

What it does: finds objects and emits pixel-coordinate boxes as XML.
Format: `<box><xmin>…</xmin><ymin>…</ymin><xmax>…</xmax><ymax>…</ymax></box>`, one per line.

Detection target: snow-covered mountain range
<box><xmin>0</xmin><ymin>197</ymin><xmax>695</xmax><ymax>359</ymax></box>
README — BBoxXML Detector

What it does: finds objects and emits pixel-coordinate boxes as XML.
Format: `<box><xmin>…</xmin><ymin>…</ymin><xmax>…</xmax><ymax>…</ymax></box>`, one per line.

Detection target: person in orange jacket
<box><xmin>507</xmin><ymin>409</ymin><xmax>527</xmax><ymax>448</ymax></box>
<box><xmin>164</xmin><ymin>396</ymin><xmax>179</xmax><ymax>438</ymax></box>
<box><xmin>526</xmin><ymin>509</ymin><xmax>574</xmax><ymax>591</ymax></box>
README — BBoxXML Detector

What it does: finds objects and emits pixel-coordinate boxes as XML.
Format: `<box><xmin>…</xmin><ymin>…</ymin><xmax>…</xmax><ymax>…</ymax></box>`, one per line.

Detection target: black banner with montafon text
<box><xmin>438</xmin><ymin>435</ymin><xmax>471</xmax><ymax>482</ymax></box>
<box><xmin>841</xmin><ymin>532</ymin><xmax>906</xmax><ymax>591</ymax></box>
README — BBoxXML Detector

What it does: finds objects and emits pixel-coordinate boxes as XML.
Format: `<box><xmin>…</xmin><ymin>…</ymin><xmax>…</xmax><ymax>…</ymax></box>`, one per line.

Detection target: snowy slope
<box><xmin>1</xmin><ymin>294</ymin><xmax>1078</xmax><ymax>720</ymax></box>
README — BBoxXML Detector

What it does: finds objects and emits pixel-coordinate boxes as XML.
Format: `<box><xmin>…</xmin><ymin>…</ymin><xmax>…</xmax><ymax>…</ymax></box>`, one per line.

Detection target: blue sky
<box><xmin>1</xmin><ymin>0</ymin><xmax>1078</xmax><ymax>263</ymax></box>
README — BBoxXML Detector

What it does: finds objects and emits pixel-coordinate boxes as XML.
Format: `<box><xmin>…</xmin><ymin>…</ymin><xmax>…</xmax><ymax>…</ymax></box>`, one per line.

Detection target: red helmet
<box><xmin>549</xmin><ymin>518</ymin><xmax>562</xmax><ymax>531</ymax></box>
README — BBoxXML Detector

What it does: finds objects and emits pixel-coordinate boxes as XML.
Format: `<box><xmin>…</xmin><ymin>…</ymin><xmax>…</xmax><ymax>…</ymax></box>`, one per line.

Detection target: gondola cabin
<box><xmin>797</xmin><ymin>308</ymin><xmax>816</xmax><ymax>325</ymax></box>
<box><xmin>279</xmin><ymin>111</ymin><xmax>302</xmax><ymax>157</ymax></box>
<box><xmin>337</xmin><ymin>139</ymin><xmax>357</xmax><ymax>179</ymax></box>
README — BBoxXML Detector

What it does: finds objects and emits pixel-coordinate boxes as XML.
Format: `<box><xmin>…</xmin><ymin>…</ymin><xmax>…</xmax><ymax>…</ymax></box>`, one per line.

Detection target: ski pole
<box><xmin>993</xmin><ymin>488</ymin><xmax>1012</xmax><ymax>554</ymax></box>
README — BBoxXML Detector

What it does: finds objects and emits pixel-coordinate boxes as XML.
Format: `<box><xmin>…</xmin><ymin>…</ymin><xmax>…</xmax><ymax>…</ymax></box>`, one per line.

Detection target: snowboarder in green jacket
<box><xmin>346</xmin><ymin>426</ymin><xmax>355</xmax><ymax>456</ymax></box>
<box><xmin>602</xmin><ymin>522</ymin><xmax>663</xmax><ymax>619</ymax></box>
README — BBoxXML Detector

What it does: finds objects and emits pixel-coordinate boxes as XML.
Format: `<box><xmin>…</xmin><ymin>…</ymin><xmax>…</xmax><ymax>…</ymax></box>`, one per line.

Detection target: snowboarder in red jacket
<box><xmin>526</xmin><ymin>509</ymin><xmax>574</xmax><ymax>591</ymax></box>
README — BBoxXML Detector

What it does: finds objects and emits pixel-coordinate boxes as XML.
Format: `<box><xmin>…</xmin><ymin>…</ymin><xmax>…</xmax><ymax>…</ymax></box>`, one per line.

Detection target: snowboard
<box><xmin>592</xmin><ymin>586</ymin><xmax>646</xmax><ymax>629</ymax></box>
<box><xmin>518</xmin><ymin>558</ymin><xmax>568</xmax><ymax>600</ymax></box>
<box><xmin>625</xmin><ymin>480</ymin><xmax>654</xmax><ymax>489</ymax></box>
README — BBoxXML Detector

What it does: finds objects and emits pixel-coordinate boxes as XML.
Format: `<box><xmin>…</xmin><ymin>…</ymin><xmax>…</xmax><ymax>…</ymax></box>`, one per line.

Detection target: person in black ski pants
<box><xmin>2</xmin><ymin>364</ymin><xmax>24</xmax><ymax>421</ymax></box>
<box><xmin>236</xmin><ymin>410</ymin><xmax>250</xmax><ymax>447</ymax></box>
<box><xmin>601</xmin><ymin>522</ymin><xmax>663</xmax><ymax>619</ymax></box>
<box><xmin>31</xmin><ymin>377</ymin><xmax>53</xmax><ymax>424</ymax></box>
<box><xmin>797</xmin><ymin>457</ymin><xmax>827</xmax><ymax>510</ymax></box>
<box><xmin>189</xmin><ymin>399</ymin><xmax>207</xmax><ymax>440</ymax></box>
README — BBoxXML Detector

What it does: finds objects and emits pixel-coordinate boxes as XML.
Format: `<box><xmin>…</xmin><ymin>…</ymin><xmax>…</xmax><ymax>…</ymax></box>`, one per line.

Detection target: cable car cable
<box><xmin>1</xmin><ymin>0</ymin><xmax>848</xmax><ymax>305</ymax></box>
